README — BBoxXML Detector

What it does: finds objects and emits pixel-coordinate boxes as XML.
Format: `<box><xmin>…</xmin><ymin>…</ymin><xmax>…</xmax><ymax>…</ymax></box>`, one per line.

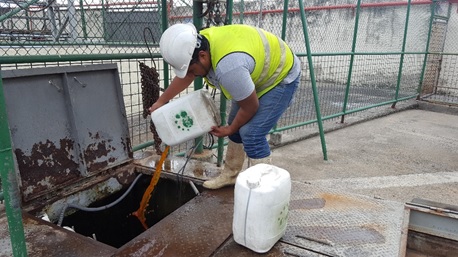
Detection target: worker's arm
<box><xmin>210</xmin><ymin>90</ymin><xmax>259</xmax><ymax>138</ymax></box>
<box><xmin>149</xmin><ymin>74</ymin><xmax>195</xmax><ymax>113</ymax></box>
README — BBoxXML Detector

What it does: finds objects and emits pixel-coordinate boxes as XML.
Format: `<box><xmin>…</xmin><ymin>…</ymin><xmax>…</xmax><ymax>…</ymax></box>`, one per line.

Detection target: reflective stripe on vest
<box><xmin>255</xmin><ymin>27</ymin><xmax>288</xmax><ymax>93</ymax></box>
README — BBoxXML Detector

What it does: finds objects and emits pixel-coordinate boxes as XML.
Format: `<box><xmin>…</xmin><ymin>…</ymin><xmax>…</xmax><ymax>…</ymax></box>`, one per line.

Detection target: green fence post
<box><xmin>298</xmin><ymin>0</ymin><xmax>327</xmax><ymax>160</ymax></box>
<box><xmin>392</xmin><ymin>0</ymin><xmax>412</xmax><ymax>108</ymax></box>
<box><xmin>215</xmin><ymin>1</ymin><xmax>233</xmax><ymax>167</ymax></box>
<box><xmin>101</xmin><ymin>0</ymin><xmax>106</xmax><ymax>41</ymax></box>
<box><xmin>268</xmin><ymin>0</ymin><xmax>291</xmax><ymax>142</ymax></box>
<box><xmin>281</xmin><ymin>0</ymin><xmax>289</xmax><ymax>40</ymax></box>
<box><xmin>79</xmin><ymin>0</ymin><xmax>88</xmax><ymax>40</ymax></box>
<box><xmin>0</xmin><ymin>74</ymin><xmax>28</xmax><ymax>257</ymax></box>
<box><xmin>193</xmin><ymin>1</ymin><xmax>204</xmax><ymax>154</ymax></box>
<box><xmin>341</xmin><ymin>0</ymin><xmax>362</xmax><ymax>123</ymax></box>
<box><xmin>161</xmin><ymin>0</ymin><xmax>170</xmax><ymax>90</ymax></box>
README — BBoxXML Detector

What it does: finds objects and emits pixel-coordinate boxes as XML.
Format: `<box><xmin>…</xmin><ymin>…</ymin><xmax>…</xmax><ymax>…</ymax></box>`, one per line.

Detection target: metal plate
<box><xmin>282</xmin><ymin>182</ymin><xmax>408</xmax><ymax>257</ymax></box>
<box><xmin>210</xmin><ymin>181</ymin><xmax>408</xmax><ymax>257</ymax></box>
<box><xmin>0</xmin><ymin>213</ymin><xmax>116</xmax><ymax>257</ymax></box>
<box><xmin>2</xmin><ymin>64</ymin><xmax>131</xmax><ymax>202</ymax></box>
<box><xmin>114</xmin><ymin>187</ymin><xmax>234</xmax><ymax>257</ymax></box>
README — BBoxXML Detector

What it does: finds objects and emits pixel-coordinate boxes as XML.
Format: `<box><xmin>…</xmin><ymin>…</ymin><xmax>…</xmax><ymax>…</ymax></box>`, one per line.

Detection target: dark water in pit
<box><xmin>61</xmin><ymin>175</ymin><xmax>203</xmax><ymax>248</ymax></box>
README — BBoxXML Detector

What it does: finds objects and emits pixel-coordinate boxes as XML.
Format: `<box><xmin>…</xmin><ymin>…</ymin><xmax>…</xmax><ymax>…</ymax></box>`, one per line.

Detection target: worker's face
<box><xmin>187</xmin><ymin>51</ymin><xmax>211</xmax><ymax>78</ymax></box>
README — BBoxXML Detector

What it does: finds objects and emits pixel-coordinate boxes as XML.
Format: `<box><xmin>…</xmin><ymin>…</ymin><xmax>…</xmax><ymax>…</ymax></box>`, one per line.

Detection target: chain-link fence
<box><xmin>420</xmin><ymin>0</ymin><xmax>458</xmax><ymax>104</ymax></box>
<box><xmin>2</xmin><ymin>0</ymin><xmax>458</xmax><ymax>154</ymax></box>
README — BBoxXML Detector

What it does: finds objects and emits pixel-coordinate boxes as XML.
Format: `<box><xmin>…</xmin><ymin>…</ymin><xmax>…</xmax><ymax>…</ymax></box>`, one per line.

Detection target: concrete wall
<box><xmin>231</xmin><ymin>0</ymin><xmax>432</xmax><ymax>90</ymax></box>
<box><xmin>2</xmin><ymin>1</ymin><xmax>457</xmax><ymax>94</ymax></box>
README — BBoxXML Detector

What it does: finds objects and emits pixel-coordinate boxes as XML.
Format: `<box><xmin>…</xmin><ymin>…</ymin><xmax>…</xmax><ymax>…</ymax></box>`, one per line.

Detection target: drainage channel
<box><xmin>60</xmin><ymin>175</ymin><xmax>203</xmax><ymax>248</ymax></box>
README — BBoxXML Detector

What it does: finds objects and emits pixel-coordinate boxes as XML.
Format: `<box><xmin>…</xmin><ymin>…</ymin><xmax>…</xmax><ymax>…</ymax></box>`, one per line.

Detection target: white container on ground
<box><xmin>151</xmin><ymin>89</ymin><xmax>220</xmax><ymax>146</ymax></box>
<box><xmin>233</xmin><ymin>163</ymin><xmax>291</xmax><ymax>253</ymax></box>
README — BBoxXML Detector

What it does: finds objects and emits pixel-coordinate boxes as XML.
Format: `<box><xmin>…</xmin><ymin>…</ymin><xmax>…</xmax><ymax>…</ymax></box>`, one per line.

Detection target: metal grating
<box><xmin>281</xmin><ymin>182</ymin><xmax>408</xmax><ymax>257</ymax></box>
<box><xmin>212</xmin><ymin>181</ymin><xmax>408</xmax><ymax>257</ymax></box>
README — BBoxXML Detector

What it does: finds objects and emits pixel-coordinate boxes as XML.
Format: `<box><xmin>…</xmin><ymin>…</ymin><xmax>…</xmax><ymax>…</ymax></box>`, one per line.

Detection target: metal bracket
<box><xmin>49</xmin><ymin>80</ymin><xmax>62</xmax><ymax>92</ymax></box>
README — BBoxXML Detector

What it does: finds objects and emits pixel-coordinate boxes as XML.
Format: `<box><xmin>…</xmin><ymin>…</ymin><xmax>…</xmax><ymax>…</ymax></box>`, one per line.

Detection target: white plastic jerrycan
<box><xmin>233</xmin><ymin>163</ymin><xmax>291</xmax><ymax>253</ymax></box>
<box><xmin>151</xmin><ymin>89</ymin><xmax>220</xmax><ymax>146</ymax></box>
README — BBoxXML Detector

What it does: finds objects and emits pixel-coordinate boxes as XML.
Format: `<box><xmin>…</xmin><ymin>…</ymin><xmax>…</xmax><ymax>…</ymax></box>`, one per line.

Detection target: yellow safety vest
<box><xmin>200</xmin><ymin>24</ymin><xmax>294</xmax><ymax>99</ymax></box>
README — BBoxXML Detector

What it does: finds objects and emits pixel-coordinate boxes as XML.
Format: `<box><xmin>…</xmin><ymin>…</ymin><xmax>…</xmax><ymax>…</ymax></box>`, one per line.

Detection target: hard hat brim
<box><xmin>173</xmin><ymin>66</ymin><xmax>188</xmax><ymax>79</ymax></box>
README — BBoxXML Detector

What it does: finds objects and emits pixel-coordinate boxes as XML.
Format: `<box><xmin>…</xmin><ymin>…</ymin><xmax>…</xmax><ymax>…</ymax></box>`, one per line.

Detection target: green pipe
<box><xmin>2</xmin><ymin>51</ymin><xmax>454</xmax><ymax>65</ymax></box>
<box><xmin>417</xmin><ymin>1</ymin><xmax>436</xmax><ymax>96</ymax></box>
<box><xmin>270</xmin><ymin>94</ymin><xmax>417</xmax><ymax>133</ymax></box>
<box><xmin>178</xmin><ymin>0</ymin><xmax>192</xmax><ymax>8</ymax></box>
<box><xmin>226</xmin><ymin>0</ymin><xmax>233</xmax><ymax>24</ymax></box>
<box><xmin>341</xmin><ymin>0</ymin><xmax>362</xmax><ymax>123</ymax></box>
<box><xmin>0</xmin><ymin>0</ymin><xmax>40</xmax><ymax>22</ymax></box>
<box><xmin>0</xmin><ymin>53</ymin><xmax>161</xmax><ymax>64</ymax></box>
<box><xmin>216</xmin><ymin>1</ymin><xmax>233</xmax><ymax>167</ymax></box>
<box><xmin>175</xmin><ymin>140</ymin><xmax>228</xmax><ymax>157</ymax></box>
<box><xmin>25</xmin><ymin>10</ymin><xmax>30</xmax><ymax>31</ymax></box>
<box><xmin>298</xmin><ymin>0</ymin><xmax>327</xmax><ymax>160</ymax></box>
<box><xmin>392</xmin><ymin>0</ymin><xmax>412</xmax><ymax>108</ymax></box>
<box><xmin>193</xmin><ymin>1</ymin><xmax>204</xmax><ymax>154</ymax></box>
<box><xmin>79</xmin><ymin>0</ymin><xmax>88</xmax><ymax>39</ymax></box>
<box><xmin>433</xmin><ymin>15</ymin><xmax>448</xmax><ymax>20</ymax></box>
<box><xmin>134</xmin><ymin>90</ymin><xmax>417</xmax><ymax>153</ymax></box>
<box><xmin>293</xmin><ymin>51</ymin><xmax>453</xmax><ymax>57</ymax></box>
<box><xmin>132</xmin><ymin>141</ymin><xmax>155</xmax><ymax>152</ymax></box>
<box><xmin>101</xmin><ymin>0</ymin><xmax>106</xmax><ymax>41</ymax></box>
<box><xmin>270</xmin><ymin>0</ymin><xmax>289</xmax><ymax>135</ymax></box>
<box><xmin>0</xmin><ymin>74</ymin><xmax>28</xmax><ymax>256</ymax></box>
<box><xmin>1</xmin><ymin>41</ymin><xmax>158</xmax><ymax>47</ymax></box>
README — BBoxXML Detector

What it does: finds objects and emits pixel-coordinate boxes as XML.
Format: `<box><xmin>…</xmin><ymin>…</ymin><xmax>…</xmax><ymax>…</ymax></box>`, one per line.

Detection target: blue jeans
<box><xmin>228</xmin><ymin>75</ymin><xmax>300</xmax><ymax>158</ymax></box>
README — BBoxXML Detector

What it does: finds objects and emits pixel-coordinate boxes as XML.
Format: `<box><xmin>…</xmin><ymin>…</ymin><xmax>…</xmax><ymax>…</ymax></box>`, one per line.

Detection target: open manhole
<box><xmin>59</xmin><ymin>175</ymin><xmax>203</xmax><ymax>248</ymax></box>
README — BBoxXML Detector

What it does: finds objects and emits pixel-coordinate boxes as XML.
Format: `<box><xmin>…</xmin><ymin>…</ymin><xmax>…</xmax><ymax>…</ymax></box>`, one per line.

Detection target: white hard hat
<box><xmin>159</xmin><ymin>23</ymin><xmax>198</xmax><ymax>78</ymax></box>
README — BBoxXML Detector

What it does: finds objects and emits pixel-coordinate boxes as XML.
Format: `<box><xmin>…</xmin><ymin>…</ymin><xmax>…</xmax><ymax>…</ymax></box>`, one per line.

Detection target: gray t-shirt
<box><xmin>205</xmin><ymin>53</ymin><xmax>301</xmax><ymax>101</ymax></box>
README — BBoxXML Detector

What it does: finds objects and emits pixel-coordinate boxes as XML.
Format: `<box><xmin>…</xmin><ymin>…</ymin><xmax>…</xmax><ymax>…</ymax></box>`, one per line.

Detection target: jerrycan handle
<box><xmin>246</xmin><ymin>165</ymin><xmax>280</xmax><ymax>189</ymax></box>
<box><xmin>260</xmin><ymin>165</ymin><xmax>280</xmax><ymax>180</ymax></box>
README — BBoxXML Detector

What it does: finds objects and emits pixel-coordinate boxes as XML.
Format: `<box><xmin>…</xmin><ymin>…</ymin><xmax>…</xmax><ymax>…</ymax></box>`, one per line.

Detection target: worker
<box><xmin>149</xmin><ymin>23</ymin><xmax>301</xmax><ymax>189</ymax></box>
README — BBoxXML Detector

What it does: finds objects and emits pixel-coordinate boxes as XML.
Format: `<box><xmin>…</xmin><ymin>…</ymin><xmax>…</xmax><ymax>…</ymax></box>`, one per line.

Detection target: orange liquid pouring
<box><xmin>132</xmin><ymin>145</ymin><xmax>170</xmax><ymax>230</ymax></box>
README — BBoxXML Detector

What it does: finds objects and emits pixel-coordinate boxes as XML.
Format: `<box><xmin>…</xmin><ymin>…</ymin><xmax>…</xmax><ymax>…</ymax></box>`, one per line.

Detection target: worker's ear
<box><xmin>198</xmin><ymin>50</ymin><xmax>208</xmax><ymax>59</ymax></box>
<box><xmin>199</xmin><ymin>50</ymin><xmax>211</xmax><ymax>65</ymax></box>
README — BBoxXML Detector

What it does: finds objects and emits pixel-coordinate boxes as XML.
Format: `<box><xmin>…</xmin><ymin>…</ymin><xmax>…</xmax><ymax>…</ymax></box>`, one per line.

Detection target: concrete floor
<box><xmin>270</xmin><ymin>104</ymin><xmax>458</xmax><ymax>207</ymax></box>
<box><xmin>1</xmin><ymin>101</ymin><xmax>457</xmax><ymax>256</ymax></box>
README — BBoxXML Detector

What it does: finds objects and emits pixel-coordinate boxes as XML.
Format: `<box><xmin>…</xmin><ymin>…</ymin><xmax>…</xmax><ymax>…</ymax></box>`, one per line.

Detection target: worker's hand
<box><xmin>148</xmin><ymin>101</ymin><xmax>164</xmax><ymax>114</ymax></box>
<box><xmin>210</xmin><ymin>125</ymin><xmax>234</xmax><ymax>138</ymax></box>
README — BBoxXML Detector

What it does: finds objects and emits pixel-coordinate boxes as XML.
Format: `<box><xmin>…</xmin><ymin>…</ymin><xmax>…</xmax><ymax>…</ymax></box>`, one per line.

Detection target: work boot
<box><xmin>248</xmin><ymin>156</ymin><xmax>272</xmax><ymax>167</ymax></box>
<box><xmin>203</xmin><ymin>141</ymin><xmax>245</xmax><ymax>189</ymax></box>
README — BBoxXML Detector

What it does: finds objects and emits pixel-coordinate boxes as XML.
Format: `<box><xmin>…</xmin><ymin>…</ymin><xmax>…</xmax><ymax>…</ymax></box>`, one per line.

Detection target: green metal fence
<box><xmin>1</xmin><ymin>0</ymin><xmax>458</xmax><ymax>255</ymax></box>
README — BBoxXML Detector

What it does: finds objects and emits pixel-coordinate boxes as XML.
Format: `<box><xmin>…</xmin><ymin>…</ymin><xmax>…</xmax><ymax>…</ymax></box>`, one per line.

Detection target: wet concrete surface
<box><xmin>0</xmin><ymin>213</ymin><xmax>116</xmax><ymax>257</ymax></box>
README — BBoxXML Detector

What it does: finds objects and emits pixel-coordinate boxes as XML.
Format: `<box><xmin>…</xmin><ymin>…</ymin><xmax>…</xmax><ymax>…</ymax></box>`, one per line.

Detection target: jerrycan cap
<box><xmin>246</xmin><ymin>173</ymin><xmax>262</xmax><ymax>189</ymax></box>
